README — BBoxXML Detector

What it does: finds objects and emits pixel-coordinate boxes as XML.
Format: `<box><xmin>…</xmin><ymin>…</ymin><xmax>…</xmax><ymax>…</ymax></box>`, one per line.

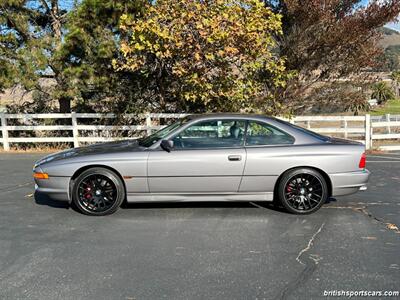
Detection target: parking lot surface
<box><xmin>0</xmin><ymin>153</ymin><xmax>399</xmax><ymax>299</ymax></box>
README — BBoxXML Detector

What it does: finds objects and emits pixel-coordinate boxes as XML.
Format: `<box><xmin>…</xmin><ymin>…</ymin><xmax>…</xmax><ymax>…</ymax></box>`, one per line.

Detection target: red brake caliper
<box><xmin>83</xmin><ymin>184</ymin><xmax>92</xmax><ymax>200</ymax></box>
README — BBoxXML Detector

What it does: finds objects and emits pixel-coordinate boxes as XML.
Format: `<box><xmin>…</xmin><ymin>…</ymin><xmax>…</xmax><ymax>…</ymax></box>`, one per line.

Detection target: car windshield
<box><xmin>138</xmin><ymin>118</ymin><xmax>188</xmax><ymax>147</ymax></box>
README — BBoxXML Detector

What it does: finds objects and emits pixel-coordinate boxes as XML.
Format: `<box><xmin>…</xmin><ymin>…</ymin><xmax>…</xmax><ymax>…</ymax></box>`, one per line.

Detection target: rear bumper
<box><xmin>330</xmin><ymin>169</ymin><xmax>370</xmax><ymax>196</ymax></box>
<box><xmin>34</xmin><ymin>176</ymin><xmax>71</xmax><ymax>202</ymax></box>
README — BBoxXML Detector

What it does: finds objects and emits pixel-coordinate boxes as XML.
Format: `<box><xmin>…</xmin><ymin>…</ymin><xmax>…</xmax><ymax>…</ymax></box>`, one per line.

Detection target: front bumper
<box><xmin>34</xmin><ymin>175</ymin><xmax>71</xmax><ymax>202</ymax></box>
<box><xmin>330</xmin><ymin>169</ymin><xmax>370</xmax><ymax>197</ymax></box>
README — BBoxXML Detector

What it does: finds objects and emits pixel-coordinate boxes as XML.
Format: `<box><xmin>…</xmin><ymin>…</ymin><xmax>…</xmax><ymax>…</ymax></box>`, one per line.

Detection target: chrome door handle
<box><xmin>228</xmin><ymin>155</ymin><xmax>242</xmax><ymax>161</ymax></box>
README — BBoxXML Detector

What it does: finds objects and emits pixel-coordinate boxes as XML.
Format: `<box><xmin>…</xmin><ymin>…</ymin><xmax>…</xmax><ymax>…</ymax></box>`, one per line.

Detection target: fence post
<box><xmin>365</xmin><ymin>114</ymin><xmax>371</xmax><ymax>150</ymax></box>
<box><xmin>386</xmin><ymin>113</ymin><xmax>391</xmax><ymax>134</ymax></box>
<box><xmin>71</xmin><ymin>112</ymin><xmax>79</xmax><ymax>148</ymax></box>
<box><xmin>146</xmin><ymin>113</ymin><xmax>152</xmax><ymax>136</ymax></box>
<box><xmin>343</xmin><ymin>119</ymin><xmax>348</xmax><ymax>139</ymax></box>
<box><xmin>0</xmin><ymin>113</ymin><xmax>10</xmax><ymax>151</ymax></box>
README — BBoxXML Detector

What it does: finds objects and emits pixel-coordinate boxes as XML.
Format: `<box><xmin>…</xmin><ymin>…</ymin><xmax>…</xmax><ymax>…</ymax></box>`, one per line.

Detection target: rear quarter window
<box><xmin>273</xmin><ymin>118</ymin><xmax>329</xmax><ymax>142</ymax></box>
<box><xmin>245</xmin><ymin>121</ymin><xmax>295</xmax><ymax>146</ymax></box>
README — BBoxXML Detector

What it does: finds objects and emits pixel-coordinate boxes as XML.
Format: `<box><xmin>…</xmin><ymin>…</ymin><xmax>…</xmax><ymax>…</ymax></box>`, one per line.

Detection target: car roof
<box><xmin>181</xmin><ymin>113</ymin><xmax>328</xmax><ymax>145</ymax></box>
<box><xmin>186</xmin><ymin>113</ymin><xmax>273</xmax><ymax>121</ymax></box>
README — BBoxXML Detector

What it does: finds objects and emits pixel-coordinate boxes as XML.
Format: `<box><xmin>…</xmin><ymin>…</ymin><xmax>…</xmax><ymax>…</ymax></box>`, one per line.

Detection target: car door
<box><xmin>239</xmin><ymin>120</ymin><xmax>295</xmax><ymax>193</ymax></box>
<box><xmin>147</xmin><ymin>119</ymin><xmax>247</xmax><ymax>193</ymax></box>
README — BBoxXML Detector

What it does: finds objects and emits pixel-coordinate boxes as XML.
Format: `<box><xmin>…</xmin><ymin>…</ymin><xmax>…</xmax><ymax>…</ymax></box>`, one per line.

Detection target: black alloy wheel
<box><xmin>72</xmin><ymin>167</ymin><xmax>125</xmax><ymax>216</ymax></box>
<box><xmin>278</xmin><ymin>168</ymin><xmax>328</xmax><ymax>214</ymax></box>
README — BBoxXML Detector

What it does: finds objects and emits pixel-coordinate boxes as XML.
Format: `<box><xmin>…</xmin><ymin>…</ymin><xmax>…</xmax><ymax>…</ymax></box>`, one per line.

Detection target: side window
<box><xmin>245</xmin><ymin>121</ymin><xmax>294</xmax><ymax>146</ymax></box>
<box><xmin>173</xmin><ymin>120</ymin><xmax>246</xmax><ymax>149</ymax></box>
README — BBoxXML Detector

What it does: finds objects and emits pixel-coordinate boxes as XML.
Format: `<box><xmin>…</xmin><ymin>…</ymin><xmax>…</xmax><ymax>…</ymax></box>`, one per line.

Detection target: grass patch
<box><xmin>370</xmin><ymin>98</ymin><xmax>400</xmax><ymax>115</ymax></box>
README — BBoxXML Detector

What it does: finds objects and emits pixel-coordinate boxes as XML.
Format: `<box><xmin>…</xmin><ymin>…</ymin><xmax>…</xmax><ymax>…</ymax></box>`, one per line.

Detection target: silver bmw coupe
<box><xmin>33</xmin><ymin>114</ymin><xmax>370</xmax><ymax>216</ymax></box>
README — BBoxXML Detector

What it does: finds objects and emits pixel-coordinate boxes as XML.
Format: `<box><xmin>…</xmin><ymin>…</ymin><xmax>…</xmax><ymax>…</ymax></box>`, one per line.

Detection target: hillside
<box><xmin>376</xmin><ymin>27</ymin><xmax>400</xmax><ymax>71</ymax></box>
<box><xmin>379</xmin><ymin>27</ymin><xmax>400</xmax><ymax>48</ymax></box>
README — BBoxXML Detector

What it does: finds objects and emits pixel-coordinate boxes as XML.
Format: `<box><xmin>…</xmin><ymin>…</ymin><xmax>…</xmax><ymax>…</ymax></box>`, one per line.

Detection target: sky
<box><xmin>386</xmin><ymin>23</ymin><xmax>399</xmax><ymax>32</ymax></box>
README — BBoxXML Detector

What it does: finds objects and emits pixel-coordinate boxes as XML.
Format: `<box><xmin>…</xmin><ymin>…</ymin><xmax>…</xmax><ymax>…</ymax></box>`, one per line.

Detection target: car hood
<box><xmin>34</xmin><ymin>139</ymin><xmax>144</xmax><ymax>167</ymax></box>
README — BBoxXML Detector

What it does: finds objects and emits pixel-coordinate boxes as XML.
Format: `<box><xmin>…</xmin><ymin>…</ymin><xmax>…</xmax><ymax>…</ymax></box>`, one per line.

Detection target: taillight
<box><xmin>359</xmin><ymin>152</ymin><xmax>366</xmax><ymax>169</ymax></box>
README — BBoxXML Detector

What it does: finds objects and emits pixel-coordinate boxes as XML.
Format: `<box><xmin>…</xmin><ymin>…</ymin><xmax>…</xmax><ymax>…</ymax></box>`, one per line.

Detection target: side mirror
<box><xmin>160</xmin><ymin>139</ymin><xmax>174</xmax><ymax>152</ymax></box>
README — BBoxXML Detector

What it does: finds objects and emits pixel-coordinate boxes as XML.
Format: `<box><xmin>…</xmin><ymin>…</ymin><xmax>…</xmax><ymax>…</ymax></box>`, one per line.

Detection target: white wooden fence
<box><xmin>0</xmin><ymin>113</ymin><xmax>399</xmax><ymax>151</ymax></box>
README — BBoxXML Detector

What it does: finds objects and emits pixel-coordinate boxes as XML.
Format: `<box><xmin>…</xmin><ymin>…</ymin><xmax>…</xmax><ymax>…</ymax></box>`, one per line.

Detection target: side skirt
<box><xmin>126</xmin><ymin>192</ymin><xmax>274</xmax><ymax>203</ymax></box>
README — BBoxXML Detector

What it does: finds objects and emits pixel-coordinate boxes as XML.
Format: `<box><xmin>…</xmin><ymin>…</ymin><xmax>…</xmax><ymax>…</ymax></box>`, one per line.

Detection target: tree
<box><xmin>265</xmin><ymin>0</ymin><xmax>400</xmax><ymax>114</ymax></box>
<box><xmin>391</xmin><ymin>70</ymin><xmax>400</xmax><ymax>82</ymax></box>
<box><xmin>1</xmin><ymin>0</ymin><xmax>147</xmax><ymax>113</ymax></box>
<box><xmin>371</xmin><ymin>81</ymin><xmax>395</xmax><ymax>104</ymax></box>
<box><xmin>0</xmin><ymin>0</ymin><xmax>73</xmax><ymax>112</ymax></box>
<box><xmin>58</xmin><ymin>0</ymin><xmax>148</xmax><ymax>114</ymax></box>
<box><xmin>116</xmin><ymin>0</ymin><xmax>289</xmax><ymax>113</ymax></box>
<box><xmin>344</xmin><ymin>93</ymin><xmax>370</xmax><ymax>116</ymax></box>
<box><xmin>390</xmin><ymin>70</ymin><xmax>400</xmax><ymax>97</ymax></box>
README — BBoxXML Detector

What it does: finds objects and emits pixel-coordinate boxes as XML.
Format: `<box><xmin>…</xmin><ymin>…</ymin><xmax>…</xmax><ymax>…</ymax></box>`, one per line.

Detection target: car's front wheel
<box><xmin>72</xmin><ymin>167</ymin><xmax>125</xmax><ymax>216</ymax></box>
<box><xmin>277</xmin><ymin>168</ymin><xmax>328</xmax><ymax>214</ymax></box>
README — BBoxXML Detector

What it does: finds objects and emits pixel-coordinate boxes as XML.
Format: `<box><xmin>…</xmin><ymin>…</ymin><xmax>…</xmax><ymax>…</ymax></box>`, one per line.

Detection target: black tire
<box><xmin>72</xmin><ymin>167</ymin><xmax>125</xmax><ymax>216</ymax></box>
<box><xmin>277</xmin><ymin>168</ymin><xmax>328</xmax><ymax>214</ymax></box>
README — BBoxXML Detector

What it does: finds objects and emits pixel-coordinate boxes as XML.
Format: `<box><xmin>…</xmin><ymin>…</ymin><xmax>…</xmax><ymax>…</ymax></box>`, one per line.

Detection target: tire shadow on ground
<box><xmin>34</xmin><ymin>191</ymin><xmax>69</xmax><ymax>209</ymax></box>
<box><xmin>34</xmin><ymin>191</ymin><xmax>326</xmax><ymax>215</ymax></box>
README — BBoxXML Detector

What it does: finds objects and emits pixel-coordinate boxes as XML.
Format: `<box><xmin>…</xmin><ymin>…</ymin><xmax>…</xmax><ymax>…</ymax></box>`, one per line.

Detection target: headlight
<box><xmin>33</xmin><ymin>155</ymin><xmax>55</xmax><ymax>168</ymax></box>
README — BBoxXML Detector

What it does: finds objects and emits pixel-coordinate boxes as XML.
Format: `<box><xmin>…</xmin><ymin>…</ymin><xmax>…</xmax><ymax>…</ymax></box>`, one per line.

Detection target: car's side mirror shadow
<box><xmin>160</xmin><ymin>139</ymin><xmax>174</xmax><ymax>152</ymax></box>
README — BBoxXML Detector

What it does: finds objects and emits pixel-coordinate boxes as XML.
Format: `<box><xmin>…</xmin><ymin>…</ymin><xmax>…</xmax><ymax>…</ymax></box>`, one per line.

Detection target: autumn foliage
<box><xmin>266</xmin><ymin>0</ymin><xmax>400</xmax><ymax>113</ymax></box>
<box><xmin>117</xmin><ymin>0</ymin><xmax>288</xmax><ymax>113</ymax></box>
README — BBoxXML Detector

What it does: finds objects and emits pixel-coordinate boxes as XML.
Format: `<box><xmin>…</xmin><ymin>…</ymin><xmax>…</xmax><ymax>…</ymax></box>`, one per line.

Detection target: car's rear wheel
<box><xmin>72</xmin><ymin>167</ymin><xmax>125</xmax><ymax>216</ymax></box>
<box><xmin>277</xmin><ymin>168</ymin><xmax>328</xmax><ymax>214</ymax></box>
